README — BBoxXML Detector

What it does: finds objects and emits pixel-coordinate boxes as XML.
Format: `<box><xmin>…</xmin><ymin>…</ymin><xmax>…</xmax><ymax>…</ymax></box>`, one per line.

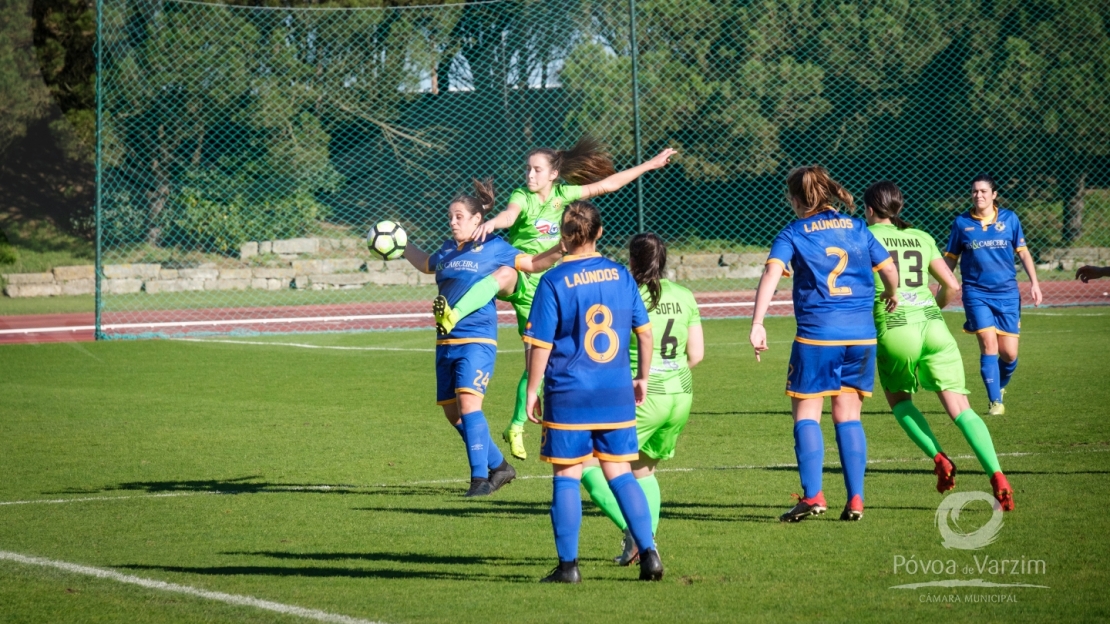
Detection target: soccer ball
<box><xmin>367</xmin><ymin>221</ymin><xmax>408</xmax><ymax>260</ymax></box>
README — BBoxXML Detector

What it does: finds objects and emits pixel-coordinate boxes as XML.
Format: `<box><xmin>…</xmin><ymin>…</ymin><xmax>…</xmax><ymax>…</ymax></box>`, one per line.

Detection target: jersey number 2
<box><xmin>825</xmin><ymin>247</ymin><xmax>852</xmax><ymax>296</ymax></box>
<box><xmin>584</xmin><ymin>304</ymin><xmax>619</xmax><ymax>363</ymax></box>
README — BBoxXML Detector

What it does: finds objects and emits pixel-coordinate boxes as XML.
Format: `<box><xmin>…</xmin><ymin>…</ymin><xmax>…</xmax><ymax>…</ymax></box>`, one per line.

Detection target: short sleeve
<box><xmin>508</xmin><ymin>188</ymin><xmax>530</xmax><ymax>223</ymax></box>
<box><xmin>686</xmin><ymin>289</ymin><xmax>702</xmax><ymax>327</ymax></box>
<box><xmin>866</xmin><ymin>229</ymin><xmax>893</xmax><ymax>270</ymax></box>
<box><xmin>767</xmin><ymin>228</ymin><xmax>794</xmax><ymax>274</ymax></box>
<box><xmin>491</xmin><ymin>238</ymin><xmax>523</xmax><ymax>268</ymax></box>
<box><xmin>523</xmin><ymin>276</ymin><xmax>558</xmax><ymax>349</ymax></box>
<box><xmin>426</xmin><ymin>248</ymin><xmax>445</xmax><ymax>273</ymax></box>
<box><xmin>1012</xmin><ymin>215</ymin><xmax>1027</xmax><ymax>253</ymax></box>
<box><xmin>560</xmin><ymin>185</ymin><xmax>584</xmax><ymax>203</ymax></box>
<box><xmin>925</xmin><ymin>233</ymin><xmax>943</xmax><ymax>265</ymax></box>
<box><xmin>944</xmin><ymin>221</ymin><xmax>962</xmax><ymax>260</ymax></box>
<box><xmin>630</xmin><ymin>276</ymin><xmax>651</xmax><ymax>334</ymax></box>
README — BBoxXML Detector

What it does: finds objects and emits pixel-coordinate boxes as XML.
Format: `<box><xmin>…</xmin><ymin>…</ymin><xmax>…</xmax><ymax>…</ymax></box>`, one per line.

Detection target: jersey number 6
<box><xmin>584</xmin><ymin>304</ymin><xmax>619</xmax><ymax>363</ymax></box>
<box><xmin>824</xmin><ymin>247</ymin><xmax>852</xmax><ymax>296</ymax></box>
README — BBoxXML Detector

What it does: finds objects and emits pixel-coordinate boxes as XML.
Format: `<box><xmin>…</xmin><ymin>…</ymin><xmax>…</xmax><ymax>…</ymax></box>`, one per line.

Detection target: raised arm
<box><xmin>516</xmin><ymin>242</ymin><xmax>563</xmax><ymax>274</ymax></box>
<box><xmin>930</xmin><ymin>257</ymin><xmax>961</xmax><ymax>309</ymax></box>
<box><xmin>470</xmin><ymin>202</ymin><xmax>523</xmax><ymax>242</ymax></box>
<box><xmin>402</xmin><ymin>244</ymin><xmax>435</xmax><ymax>275</ymax></box>
<box><xmin>579</xmin><ymin>148</ymin><xmax>677</xmax><ymax>200</ymax></box>
<box><xmin>1017</xmin><ymin>248</ymin><xmax>1042</xmax><ymax>306</ymax></box>
<box><xmin>749</xmin><ymin>261</ymin><xmax>785</xmax><ymax>362</ymax></box>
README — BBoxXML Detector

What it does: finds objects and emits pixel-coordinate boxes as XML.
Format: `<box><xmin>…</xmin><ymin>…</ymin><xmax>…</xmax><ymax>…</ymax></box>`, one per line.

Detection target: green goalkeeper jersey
<box><xmin>869</xmin><ymin>223</ymin><xmax>945</xmax><ymax>330</ymax></box>
<box><xmin>506</xmin><ymin>184</ymin><xmax>583</xmax><ymax>255</ymax></box>
<box><xmin>629</xmin><ymin>279</ymin><xmax>702</xmax><ymax>395</ymax></box>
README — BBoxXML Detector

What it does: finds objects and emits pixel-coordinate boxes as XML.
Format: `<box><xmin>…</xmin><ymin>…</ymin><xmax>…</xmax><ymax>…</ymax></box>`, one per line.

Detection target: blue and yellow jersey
<box><xmin>523</xmin><ymin>254</ymin><xmax>651</xmax><ymax>427</ymax></box>
<box><xmin>944</xmin><ymin>208</ymin><xmax>1027</xmax><ymax>301</ymax></box>
<box><xmin>767</xmin><ymin>209</ymin><xmax>893</xmax><ymax>343</ymax></box>
<box><xmin>427</xmin><ymin>236</ymin><xmax>523</xmax><ymax>344</ymax></box>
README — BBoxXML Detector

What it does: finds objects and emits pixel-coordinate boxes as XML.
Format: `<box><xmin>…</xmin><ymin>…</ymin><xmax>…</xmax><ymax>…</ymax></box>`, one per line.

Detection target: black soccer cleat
<box><xmin>638</xmin><ymin>548</ymin><xmax>663</xmax><ymax>581</ymax></box>
<box><xmin>488</xmin><ymin>461</ymin><xmax>516</xmax><ymax>493</ymax></box>
<box><xmin>464</xmin><ymin>477</ymin><xmax>493</xmax><ymax>497</ymax></box>
<box><xmin>540</xmin><ymin>560</ymin><xmax>581</xmax><ymax>584</ymax></box>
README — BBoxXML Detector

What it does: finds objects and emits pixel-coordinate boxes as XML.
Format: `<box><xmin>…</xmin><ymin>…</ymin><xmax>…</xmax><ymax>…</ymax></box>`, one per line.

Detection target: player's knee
<box><xmin>493</xmin><ymin>266</ymin><xmax>517</xmax><ymax>293</ymax></box>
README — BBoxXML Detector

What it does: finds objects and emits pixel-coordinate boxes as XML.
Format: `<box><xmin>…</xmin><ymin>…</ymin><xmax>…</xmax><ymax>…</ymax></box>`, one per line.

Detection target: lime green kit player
<box><xmin>579</xmin><ymin>233</ymin><xmax>704</xmax><ymax>565</ymax></box>
<box><xmin>864</xmin><ymin>181</ymin><xmax>1014</xmax><ymax>510</ymax></box>
<box><xmin>434</xmin><ymin>137</ymin><xmax>676</xmax><ymax>460</ymax></box>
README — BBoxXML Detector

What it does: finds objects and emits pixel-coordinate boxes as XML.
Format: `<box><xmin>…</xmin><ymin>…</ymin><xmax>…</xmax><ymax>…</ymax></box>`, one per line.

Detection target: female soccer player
<box><xmin>578</xmin><ymin>233</ymin><xmax>704</xmax><ymax>565</ymax></box>
<box><xmin>523</xmin><ymin>201</ymin><xmax>662</xmax><ymax>583</ymax></box>
<box><xmin>434</xmin><ymin>137</ymin><xmax>676</xmax><ymax>461</ymax></box>
<box><xmin>402</xmin><ymin>179</ymin><xmax>560</xmax><ymax>497</ymax></box>
<box><xmin>865</xmin><ymin>181</ymin><xmax>1014</xmax><ymax>510</ymax></box>
<box><xmin>944</xmin><ymin>174</ymin><xmax>1042</xmax><ymax>416</ymax></box>
<box><xmin>749</xmin><ymin>165</ymin><xmax>900</xmax><ymax>522</ymax></box>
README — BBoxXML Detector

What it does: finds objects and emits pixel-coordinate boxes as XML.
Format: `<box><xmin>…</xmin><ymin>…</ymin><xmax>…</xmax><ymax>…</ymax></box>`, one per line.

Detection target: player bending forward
<box><xmin>524</xmin><ymin>201</ymin><xmax>662</xmax><ymax>583</ymax></box>
<box><xmin>402</xmin><ymin>179</ymin><xmax>560</xmax><ymax>497</ymax></box>
<box><xmin>750</xmin><ymin>165</ymin><xmax>900</xmax><ymax>522</ymax></box>
<box><xmin>864</xmin><ymin>181</ymin><xmax>1014</xmax><ymax>510</ymax></box>
<box><xmin>579</xmin><ymin>233</ymin><xmax>704</xmax><ymax>565</ymax></box>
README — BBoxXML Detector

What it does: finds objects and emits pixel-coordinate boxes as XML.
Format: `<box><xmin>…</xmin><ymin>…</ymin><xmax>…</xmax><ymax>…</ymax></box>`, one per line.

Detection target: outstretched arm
<box><xmin>1077</xmin><ymin>265</ymin><xmax>1110</xmax><ymax>282</ymax></box>
<box><xmin>929</xmin><ymin>257</ymin><xmax>961</xmax><ymax>309</ymax></box>
<box><xmin>1017</xmin><ymin>248</ymin><xmax>1042</xmax><ymax>306</ymax></box>
<box><xmin>471</xmin><ymin>203</ymin><xmax>523</xmax><ymax>242</ymax></box>
<box><xmin>402</xmin><ymin>244</ymin><xmax>435</xmax><ymax>275</ymax></box>
<box><xmin>579</xmin><ymin>148</ymin><xmax>677</xmax><ymax>200</ymax></box>
<box><xmin>749</xmin><ymin>262</ymin><xmax>784</xmax><ymax>362</ymax></box>
<box><xmin>516</xmin><ymin>243</ymin><xmax>563</xmax><ymax>274</ymax></box>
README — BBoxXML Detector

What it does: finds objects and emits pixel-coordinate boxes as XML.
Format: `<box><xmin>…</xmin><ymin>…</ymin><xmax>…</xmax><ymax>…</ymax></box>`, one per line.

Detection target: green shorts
<box><xmin>636</xmin><ymin>393</ymin><xmax>693</xmax><ymax>460</ymax></box>
<box><xmin>498</xmin><ymin>270</ymin><xmax>542</xmax><ymax>336</ymax></box>
<box><xmin>876</xmin><ymin>318</ymin><xmax>968</xmax><ymax>395</ymax></box>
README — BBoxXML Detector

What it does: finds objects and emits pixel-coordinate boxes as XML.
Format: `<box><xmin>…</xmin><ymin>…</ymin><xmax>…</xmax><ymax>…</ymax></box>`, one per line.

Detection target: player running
<box><xmin>402</xmin><ymin>179</ymin><xmax>560</xmax><ymax>497</ymax></box>
<box><xmin>749</xmin><ymin>165</ymin><xmax>900</xmax><ymax>523</ymax></box>
<box><xmin>865</xmin><ymin>181</ymin><xmax>1014</xmax><ymax>510</ymax></box>
<box><xmin>944</xmin><ymin>174</ymin><xmax>1042</xmax><ymax>416</ymax></box>
<box><xmin>578</xmin><ymin>233</ymin><xmax>704</xmax><ymax>565</ymax></box>
<box><xmin>432</xmin><ymin>137</ymin><xmax>676</xmax><ymax>461</ymax></box>
<box><xmin>523</xmin><ymin>201</ymin><xmax>663</xmax><ymax>583</ymax></box>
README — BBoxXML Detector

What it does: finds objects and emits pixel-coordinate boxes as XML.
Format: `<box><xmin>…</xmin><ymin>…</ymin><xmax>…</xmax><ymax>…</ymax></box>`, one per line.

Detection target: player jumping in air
<box><xmin>578</xmin><ymin>233</ymin><xmax>704</xmax><ymax>565</ymax></box>
<box><xmin>431</xmin><ymin>137</ymin><xmax>676</xmax><ymax>461</ymax></box>
<box><xmin>523</xmin><ymin>201</ymin><xmax>663</xmax><ymax>583</ymax></box>
<box><xmin>402</xmin><ymin>180</ymin><xmax>561</xmax><ymax>497</ymax></box>
<box><xmin>944</xmin><ymin>174</ymin><xmax>1042</xmax><ymax>416</ymax></box>
<box><xmin>749</xmin><ymin>166</ymin><xmax>900</xmax><ymax>522</ymax></box>
<box><xmin>864</xmin><ymin>181</ymin><xmax>1014</xmax><ymax>510</ymax></box>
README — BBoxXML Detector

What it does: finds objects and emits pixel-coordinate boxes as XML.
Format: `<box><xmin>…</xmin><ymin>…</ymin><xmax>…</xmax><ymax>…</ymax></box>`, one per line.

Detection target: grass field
<box><xmin>1</xmin><ymin>309</ymin><xmax>1109</xmax><ymax>623</ymax></box>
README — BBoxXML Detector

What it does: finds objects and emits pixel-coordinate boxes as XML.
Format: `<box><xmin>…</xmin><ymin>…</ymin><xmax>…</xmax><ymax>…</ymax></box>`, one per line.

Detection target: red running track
<box><xmin>1</xmin><ymin>281</ymin><xmax>1106</xmax><ymax>345</ymax></box>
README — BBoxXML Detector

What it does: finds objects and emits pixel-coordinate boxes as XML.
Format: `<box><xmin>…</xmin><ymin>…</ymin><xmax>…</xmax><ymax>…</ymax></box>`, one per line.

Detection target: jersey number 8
<box><xmin>584</xmin><ymin>304</ymin><xmax>619</xmax><ymax>363</ymax></box>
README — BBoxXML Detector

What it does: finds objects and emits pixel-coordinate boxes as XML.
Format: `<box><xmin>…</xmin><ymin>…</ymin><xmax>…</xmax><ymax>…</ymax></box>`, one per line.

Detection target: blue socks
<box><xmin>608</xmin><ymin>472</ymin><xmax>655</xmax><ymax>552</ymax></box>
<box><xmin>999</xmin><ymin>357</ymin><xmax>1018</xmax><ymax>390</ymax></box>
<box><xmin>459</xmin><ymin>411</ymin><xmax>497</xmax><ymax>478</ymax></box>
<box><xmin>793</xmin><ymin>420</ymin><xmax>824</xmax><ymax>499</ymax></box>
<box><xmin>551</xmin><ymin>476</ymin><xmax>582</xmax><ymax>562</ymax></box>
<box><xmin>834</xmin><ymin>421</ymin><xmax>867</xmax><ymax>503</ymax></box>
<box><xmin>980</xmin><ymin>354</ymin><xmax>1002</xmax><ymax>402</ymax></box>
<box><xmin>453</xmin><ymin>420</ymin><xmax>505</xmax><ymax>473</ymax></box>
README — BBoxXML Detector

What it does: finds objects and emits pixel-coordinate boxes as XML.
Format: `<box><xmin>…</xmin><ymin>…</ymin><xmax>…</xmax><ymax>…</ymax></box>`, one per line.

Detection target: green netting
<box><xmin>94</xmin><ymin>0</ymin><xmax>1110</xmax><ymax>338</ymax></box>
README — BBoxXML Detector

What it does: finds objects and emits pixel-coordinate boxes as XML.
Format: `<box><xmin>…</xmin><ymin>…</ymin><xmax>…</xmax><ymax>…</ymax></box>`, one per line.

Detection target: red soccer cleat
<box><xmin>840</xmin><ymin>494</ymin><xmax>864</xmax><ymax>521</ymax></box>
<box><xmin>990</xmin><ymin>472</ymin><xmax>1015</xmax><ymax>511</ymax></box>
<box><xmin>933</xmin><ymin>452</ymin><xmax>957</xmax><ymax>493</ymax></box>
<box><xmin>780</xmin><ymin>491</ymin><xmax>827</xmax><ymax>522</ymax></box>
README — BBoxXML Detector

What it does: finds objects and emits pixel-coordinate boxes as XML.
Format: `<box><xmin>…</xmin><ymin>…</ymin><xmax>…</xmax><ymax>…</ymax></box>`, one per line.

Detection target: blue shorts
<box><xmin>435</xmin><ymin>341</ymin><xmax>497</xmax><ymax>404</ymax></box>
<box><xmin>963</xmin><ymin>298</ymin><xmax>1021</xmax><ymax>337</ymax></box>
<box><xmin>540</xmin><ymin>424</ymin><xmax>639</xmax><ymax>465</ymax></box>
<box><xmin>786</xmin><ymin>340</ymin><xmax>876</xmax><ymax>398</ymax></box>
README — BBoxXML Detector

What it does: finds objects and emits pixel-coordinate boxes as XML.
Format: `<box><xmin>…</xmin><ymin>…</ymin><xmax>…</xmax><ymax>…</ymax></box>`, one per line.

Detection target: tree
<box><xmin>0</xmin><ymin>0</ymin><xmax>51</xmax><ymax>154</ymax></box>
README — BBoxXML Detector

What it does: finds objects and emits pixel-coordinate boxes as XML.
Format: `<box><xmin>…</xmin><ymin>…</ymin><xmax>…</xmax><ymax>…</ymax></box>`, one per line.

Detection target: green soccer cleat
<box><xmin>987</xmin><ymin>401</ymin><xmax>1005</xmax><ymax>416</ymax></box>
<box><xmin>503</xmin><ymin>423</ymin><xmax>527</xmax><ymax>460</ymax></box>
<box><xmin>432</xmin><ymin>295</ymin><xmax>460</xmax><ymax>336</ymax></box>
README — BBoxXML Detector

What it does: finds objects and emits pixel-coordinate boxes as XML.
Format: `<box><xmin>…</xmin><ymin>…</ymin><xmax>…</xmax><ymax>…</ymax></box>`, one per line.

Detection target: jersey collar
<box><xmin>971</xmin><ymin>208</ymin><xmax>999</xmax><ymax>229</ymax></box>
<box><xmin>563</xmin><ymin>252</ymin><xmax>601</xmax><ymax>262</ymax></box>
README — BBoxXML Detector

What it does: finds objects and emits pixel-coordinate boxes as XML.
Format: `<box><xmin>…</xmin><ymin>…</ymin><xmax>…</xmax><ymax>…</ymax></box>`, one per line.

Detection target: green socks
<box><xmin>451</xmin><ymin>274</ymin><xmax>501</xmax><ymax>320</ymax></box>
<box><xmin>510</xmin><ymin>370</ymin><xmax>529</xmax><ymax>427</ymax></box>
<box><xmin>637</xmin><ymin>474</ymin><xmax>661</xmax><ymax>534</ymax></box>
<box><xmin>954</xmin><ymin>409</ymin><xmax>1002</xmax><ymax>475</ymax></box>
<box><xmin>892</xmin><ymin>400</ymin><xmax>943</xmax><ymax>459</ymax></box>
<box><xmin>582</xmin><ymin>466</ymin><xmax>627</xmax><ymax>531</ymax></box>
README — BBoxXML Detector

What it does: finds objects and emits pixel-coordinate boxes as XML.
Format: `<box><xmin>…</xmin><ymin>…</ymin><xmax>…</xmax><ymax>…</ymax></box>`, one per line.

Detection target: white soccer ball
<box><xmin>367</xmin><ymin>220</ymin><xmax>408</xmax><ymax>261</ymax></box>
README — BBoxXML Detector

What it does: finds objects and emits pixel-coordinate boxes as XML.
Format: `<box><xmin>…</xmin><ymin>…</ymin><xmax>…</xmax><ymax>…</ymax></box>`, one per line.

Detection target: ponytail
<box><xmin>561</xmin><ymin>201</ymin><xmax>603</xmax><ymax>250</ymax></box>
<box><xmin>863</xmin><ymin>180</ymin><xmax>913</xmax><ymax>230</ymax></box>
<box><xmin>785</xmin><ymin>165</ymin><xmax>854</xmax><ymax>215</ymax></box>
<box><xmin>451</xmin><ymin>178</ymin><xmax>496</xmax><ymax>217</ymax></box>
<box><xmin>528</xmin><ymin>136</ymin><xmax>616</xmax><ymax>185</ymax></box>
<box><xmin>629</xmin><ymin>233</ymin><xmax>666</xmax><ymax>312</ymax></box>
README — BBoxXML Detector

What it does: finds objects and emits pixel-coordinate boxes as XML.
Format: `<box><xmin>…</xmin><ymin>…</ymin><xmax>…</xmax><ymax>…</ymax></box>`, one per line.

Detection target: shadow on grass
<box><xmin>223</xmin><ymin>550</ymin><xmax>550</xmax><ymax>567</ymax></box>
<box><xmin>354</xmin><ymin>499</ymin><xmax>551</xmax><ymax>519</ymax></box>
<box><xmin>118</xmin><ymin>563</ymin><xmax>535</xmax><ymax>583</ymax></box>
<box><xmin>52</xmin><ymin>476</ymin><xmax>464</xmax><ymax>498</ymax></box>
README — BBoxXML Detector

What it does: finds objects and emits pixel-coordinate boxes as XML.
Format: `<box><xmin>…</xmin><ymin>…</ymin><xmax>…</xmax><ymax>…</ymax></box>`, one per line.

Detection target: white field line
<box><xmin>1</xmin><ymin>447</ymin><xmax>1104</xmax><ymax>508</ymax></box>
<box><xmin>171</xmin><ymin>338</ymin><xmax>527</xmax><ymax>354</ymax></box>
<box><xmin>0</xmin><ymin>550</ymin><xmax>386</xmax><ymax>624</ymax></box>
<box><xmin>0</xmin><ymin>300</ymin><xmax>796</xmax><ymax>337</ymax></box>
